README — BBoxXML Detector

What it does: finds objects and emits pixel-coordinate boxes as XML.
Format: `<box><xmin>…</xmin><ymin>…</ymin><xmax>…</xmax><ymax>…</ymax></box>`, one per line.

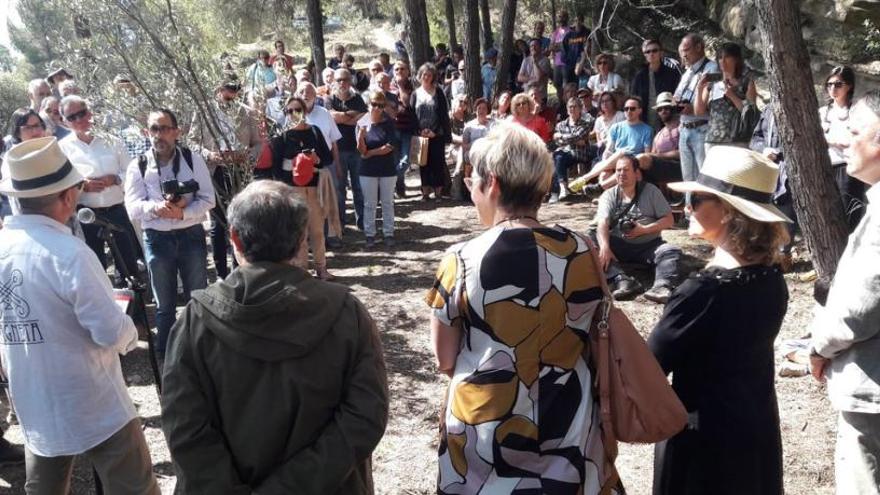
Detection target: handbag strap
<box><xmin>583</xmin><ymin>236</ymin><xmax>621</xmax><ymax>492</ymax></box>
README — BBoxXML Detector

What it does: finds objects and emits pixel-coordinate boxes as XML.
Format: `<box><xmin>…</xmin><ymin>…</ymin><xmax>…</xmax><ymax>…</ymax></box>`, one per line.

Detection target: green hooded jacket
<box><xmin>160</xmin><ymin>262</ymin><xmax>389</xmax><ymax>494</ymax></box>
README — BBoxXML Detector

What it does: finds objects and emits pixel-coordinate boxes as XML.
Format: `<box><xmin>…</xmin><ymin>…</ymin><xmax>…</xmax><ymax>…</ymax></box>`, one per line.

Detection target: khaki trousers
<box><xmin>25</xmin><ymin>419</ymin><xmax>159</xmax><ymax>495</ymax></box>
<box><xmin>837</xmin><ymin>411</ymin><xmax>880</xmax><ymax>495</ymax></box>
<box><xmin>293</xmin><ymin>186</ymin><xmax>326</xmax><ymax>269</ymax></box>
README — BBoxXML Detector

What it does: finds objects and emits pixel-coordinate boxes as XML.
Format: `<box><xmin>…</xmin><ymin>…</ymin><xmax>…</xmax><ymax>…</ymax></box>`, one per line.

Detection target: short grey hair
<box><xmin>469</xmin><ymin>121</ymin><xmax>553</xmax><ymax>211</ymax></box>
<box><xmin>227</xmin><ymin>180</ymin><xmax>309</xmax><ymax>263</ymax></box>
<box><xmin>27</xmin><ymin>78</ymin><xmax>48</xmax><ymax>96</ymax></box>
<box><xmin>39</xmin><ymin>96</ymin><xmax>60</xmax><ymax>113</ymax></box>
<box><xmin>60</xmin><ymin>94</ymin><xmax>87</xmax><ymax>115</ymax></box>
<box><xmin>860</xmin><ymin>89</ymin><xmax>880</xmax><ymax>118</ymax></box>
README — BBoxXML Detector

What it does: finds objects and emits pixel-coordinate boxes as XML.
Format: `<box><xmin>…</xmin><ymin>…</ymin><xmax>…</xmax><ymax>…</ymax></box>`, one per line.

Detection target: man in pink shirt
<box><xmin>638</xmin><ymin>92</ymin><xmax>682</xmax><ymax>185</ymax></box>
<box><xmin>549</xmin><ymin>11</ymin><xmax>571</xmax><ymax>98</ymax></box>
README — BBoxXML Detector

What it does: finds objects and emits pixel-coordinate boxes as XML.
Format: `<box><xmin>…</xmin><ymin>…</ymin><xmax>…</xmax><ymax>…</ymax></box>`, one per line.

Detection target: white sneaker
<box><xmin>548</xmin><ymin>193</ymin><xmax>559</xmax><ymax>204</ymax></box>
<box><xmin>558</xmin><ymin>185</ymin><xmax>569</xmax><ymax>200</ymax></box>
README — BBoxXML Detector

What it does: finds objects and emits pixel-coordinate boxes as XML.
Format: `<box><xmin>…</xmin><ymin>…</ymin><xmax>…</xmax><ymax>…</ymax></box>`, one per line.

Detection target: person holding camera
<box><xmin>593</xmin><ymin>154</ymin><xmax>682</xmax><ymax>303</ymax></box>
<box><xmin>58</xmin><ymin>95</ymin><xmax>142</xmax><ymax>282</ymax></box>
<box><xmin>125</xmin><ymin>109</ymin><xmax>215</xmax><ymax>360</ymax></box>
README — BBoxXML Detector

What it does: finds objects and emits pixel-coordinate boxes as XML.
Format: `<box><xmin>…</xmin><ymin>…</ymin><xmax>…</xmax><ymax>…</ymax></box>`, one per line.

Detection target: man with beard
<box><xmin>637</xmin><ymin>92</ymin><xmax>682</xmax><ymax>185</ymax></box>
<box><xmin>188</xmin><ymin>77</ymin><xmax>260</xmax><ymax>280</ymax></box>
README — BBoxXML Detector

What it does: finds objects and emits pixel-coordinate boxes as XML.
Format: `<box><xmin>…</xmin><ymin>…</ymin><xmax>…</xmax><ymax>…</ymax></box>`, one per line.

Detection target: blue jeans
<box><xmin>337</xmin><ymin>150</ymin><xmax>364</xmax><ymax>229</ymax></box>
<box><xmin>551</xmin><ymin>151</ymin><xmax>576</xmax><ymax>194</ymax></box>
<box><xmin>360</xmin><ymin>175</ymin><xmax>396</xmax><ymax>237</ymax></box>
<box><xmin>143</xmin><ymin>224</ymin><xmax>208</xmax><ymax>355</ymax></box>
<box><xmin>679</xmin><ymin>123</ymin><xmax>709</xmax><ymax>205</ymax></box>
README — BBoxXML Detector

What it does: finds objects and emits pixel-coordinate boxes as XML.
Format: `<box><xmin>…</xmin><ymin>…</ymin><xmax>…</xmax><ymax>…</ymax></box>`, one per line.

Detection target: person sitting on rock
<box><xmin>593</xmin><ymin>153</ymin><xmax>682</xmax><ymax>303</ymax></box>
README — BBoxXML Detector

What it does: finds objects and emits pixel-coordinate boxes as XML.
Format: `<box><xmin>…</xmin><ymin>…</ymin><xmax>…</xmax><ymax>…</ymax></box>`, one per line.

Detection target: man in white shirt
<box><xmin>517</xmin><ymin>39</ymin><xmax>552</xmax><ymax>102</ymax></box>
<box><xmin>810</xmin><ymin>90</ymin><xmax>880</xmax><ymax>495</ymax></box>
<box><xmin>59</xmin><ymin>95</ymin><xmax>142</xmax><ymax>280</ymax></box>
<box><xmin>0</xmin><ymin>136</ymin><xmax>158</xmax><ymax>493</ymax></box>
<box><xmin>672</xmin><ymin>33</ymin><xmax>719</xmax><ymax>206</ymax></box>
<box><xmin>125</xmin><ymin>109</ymin><xmax>215</xmax><ymax>359</ymax></box>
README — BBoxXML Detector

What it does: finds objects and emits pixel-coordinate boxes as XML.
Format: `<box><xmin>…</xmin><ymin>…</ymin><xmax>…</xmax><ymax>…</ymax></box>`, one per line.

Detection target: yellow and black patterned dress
<box><xmin>426</xmin><ymin>225</ymin><xmax>613</xmax><ymax>494</ymax></box>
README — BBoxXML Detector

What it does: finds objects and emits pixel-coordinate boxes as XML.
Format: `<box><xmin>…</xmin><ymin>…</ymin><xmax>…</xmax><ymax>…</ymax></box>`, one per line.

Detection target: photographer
<box><xmin>593</xmin><ymin>154</ymin><xmax>682</xmax><ymax>303</ymax></box>
<box><xmin>125</xmin><ymin>108</ymin><xmax>215</xmax><ymax>360</ymax></box>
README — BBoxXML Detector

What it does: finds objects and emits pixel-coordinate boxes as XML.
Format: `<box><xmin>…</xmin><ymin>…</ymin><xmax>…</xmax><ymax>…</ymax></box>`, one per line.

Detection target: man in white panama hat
<box><xmin>0</xmin><ymin>137</ymin><xmax>159</xmax><ymax>494</ymax></box>
<box><xmin>809</xmin><ymin>89</ymin><xmax>880</xmax><ymax>494</ymax></box>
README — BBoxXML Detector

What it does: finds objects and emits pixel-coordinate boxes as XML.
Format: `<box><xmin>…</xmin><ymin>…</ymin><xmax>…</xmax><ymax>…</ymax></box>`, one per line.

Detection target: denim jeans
<box><xmin>78</xmin><ymin>204</ymin><xmax>143</xmax><ymax>278</ymax></box>
<box><xmin>360</xmin><ymin>175</ymin><xmax>396</xmax><ymax>237</ymax></box>
<box><xmin>143</xmin><ymin>224</ymin><xmax>208</xmax><ymax>355</ymax></box>
<box><xmin>396</xmin><ymin>132</ymin><xmax>412</xmax><ymax>193</ymax></box>
<box><xmin>679</xmin><ymin>123</ymin><xmax>709</xmax><ymax>205</ymax></box>
<box><xmin>551</xmin><ymin>151</ymin><xmax>577</xmax><ymax>194</ymax></box>
<box><xmin>337</xmin><ymin>150</ymin><xmax>364</xmax><ymax>229</ymax></box>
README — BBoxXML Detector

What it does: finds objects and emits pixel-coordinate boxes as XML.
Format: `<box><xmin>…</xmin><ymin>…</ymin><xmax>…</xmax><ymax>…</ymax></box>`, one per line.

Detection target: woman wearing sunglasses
<box><xmin>266</xmin><ymin>96</ymin><xmax>334</xmax><ymax>280</ymax></box>
<box><xmin>357</xmin><ymin>92</ymin><xmax>397</xmax><ymax>248</ymax></box>
<box><xmin>587</xmin><ymin>53</ymin><xmax>625</xmax><ymax>108</ymax></box>
<box><xmin>820</xmin><ymin>65</ymin><xmax>866</xmax><ymax>231</ymax></box>
<box><xmin>649</xmin><ymin>146</ymin><xmax>791</xmax><ymax>495</ymax></box>
<box><xmin>694</xmin><ymin>42</ymin><xmax>758</xmax><ymax>150</ymax></box>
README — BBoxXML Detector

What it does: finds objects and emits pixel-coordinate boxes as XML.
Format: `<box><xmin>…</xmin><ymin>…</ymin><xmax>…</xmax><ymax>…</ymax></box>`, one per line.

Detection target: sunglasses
<box><xmin>285</xmin><ymin>107</ymin><xmax>304</xmax><ymax>114</ymax></box>
<box><xmin>371</xmin><ymin>103</ymin><xmax>385</xmax><ymax>109</ymax></box>
<box><xmin>643</xmin><ymin>48</ymin><xmax>660</xmax><ymax>55</ymax></box>
<box><xmin>690</xmin><ymin>194</ymin><xmax>718</xmax><ymax>209</ymax></box>
<box><xmin>623</xmin><ymin>106</ymin><xmax>639</xmax><ymax>112</ymax></box>
<box><xmin>657</xmin><ymin>107</ymin><xmax>672</xmax><ymax>112</ymax></box>
<box><xmin>826</xmin><ymin>81</ymin><xmax>846</xmax><ymax>89</ymax></box>
<box><xmin>515</xmin><ymin>101</ymin><xmax>530</xmax><ymax>107</ymax></box>
<box><xmin>148</xmin><ymin>124</ymin><xmax>176</xmax><ymax>134</ymax></box>
<box><xmin>64</xmin><ymin>108</ymin><xmax>90</xmax><ymax>122</ymax></box>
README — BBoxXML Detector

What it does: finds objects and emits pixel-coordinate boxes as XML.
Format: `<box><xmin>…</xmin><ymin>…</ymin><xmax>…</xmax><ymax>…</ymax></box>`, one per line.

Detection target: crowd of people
<box><xmin>0</xmin><ymin>14</ymin><xmax>877</xmax><ymax>495</ymax></box>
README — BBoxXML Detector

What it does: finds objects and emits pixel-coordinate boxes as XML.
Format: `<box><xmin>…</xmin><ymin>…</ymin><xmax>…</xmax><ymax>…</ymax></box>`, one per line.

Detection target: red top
<box><xmin>269</xmin><ymin>53</ymin><xmax>295</xmax><ymax>71</ymax></box>
<box><xmin>517</xmin><ymin>115</ymin><xmax>552</xmax><ymax>143</ymax></box>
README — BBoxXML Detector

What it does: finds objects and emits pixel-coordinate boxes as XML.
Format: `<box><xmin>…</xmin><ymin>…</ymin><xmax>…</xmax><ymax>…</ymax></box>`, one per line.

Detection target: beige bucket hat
<box><xmin>653</xmin><ymin>91</ymin><xmax>676</xmax><ymax>109</ymax></box>
<box><xmin>0</xmin><ymin>137</ymin><xmax>91</xmax><ymax>198</ymax></box>
<box><xmin>668</xmin><ymin>145</ymin><xmax>792</xmax><ymax>223</ymax></box>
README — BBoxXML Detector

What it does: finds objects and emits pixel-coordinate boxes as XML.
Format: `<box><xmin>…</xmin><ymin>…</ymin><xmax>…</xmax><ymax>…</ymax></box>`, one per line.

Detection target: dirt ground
<box><xmin>0</xmin><ymin>173</ymin><xmax>837</xmax><ymax>494</ymax></box>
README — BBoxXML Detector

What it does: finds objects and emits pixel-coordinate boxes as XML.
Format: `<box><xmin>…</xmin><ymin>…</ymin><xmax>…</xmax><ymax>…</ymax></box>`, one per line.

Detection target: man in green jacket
<box><xmin>160</xmin><ymin>180</ymin><xmax>389</xmax><ymax>494</ymax></box>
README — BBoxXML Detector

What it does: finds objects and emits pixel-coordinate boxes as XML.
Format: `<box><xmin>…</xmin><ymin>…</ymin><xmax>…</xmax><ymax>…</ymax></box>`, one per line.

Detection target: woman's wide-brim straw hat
<box><xmin>668</xmin><ymin>145</ymin><xmax>793</xmax><ymax>223</ymax></box>
<box><xmin>0</xmin><ymin>137</ymin><xmax>92</xmax><ymax>198</ymax></box>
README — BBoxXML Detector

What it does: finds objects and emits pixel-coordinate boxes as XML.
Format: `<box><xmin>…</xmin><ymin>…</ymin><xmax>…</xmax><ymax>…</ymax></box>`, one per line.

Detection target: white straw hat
<box><xmin>668</xmin><ymin>145</ymin><xmax>792</xmax><ymax>223</ymax></box>
<box><xmin>0</xmin><ymin>137</ymin><xmax>91</xmax><ymax>198</ymax></box>
<box><xmin>653</xmin><ymin>92</ymin><xmax>675</xmax><ymax>109</ymax></box>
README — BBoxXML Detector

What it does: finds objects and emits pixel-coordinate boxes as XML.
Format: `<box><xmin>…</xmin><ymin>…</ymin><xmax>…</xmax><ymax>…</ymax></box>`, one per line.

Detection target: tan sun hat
<box><xmin>653</xmin><ymin>92</ymin><xmax>675</xmax><ymax>109</ymax></box>
<box><xmin>668</xmin><ymin>145</ymin><xmax>792</xmax><ymax>223</ymax></box>
<box><xmin>0</xmin><ymin>137</ymin><xmax>91</xmax><ymax>198</ymax></box>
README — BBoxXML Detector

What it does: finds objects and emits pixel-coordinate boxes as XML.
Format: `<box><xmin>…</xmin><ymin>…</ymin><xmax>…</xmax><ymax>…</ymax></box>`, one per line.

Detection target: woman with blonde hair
<box><xmin>510</xmin><ymin>93</ymin><xmax>551</xmax><ymax>142</ymax></box>
<box><xmin>649</xmin><ymin>145</ymin><xmax>790</xmax><ymax>495</ymax></box>
<box><xmin>426</xmin><ymin>121</ymin><xmax>616</xmax><ymax>493</ymax></box>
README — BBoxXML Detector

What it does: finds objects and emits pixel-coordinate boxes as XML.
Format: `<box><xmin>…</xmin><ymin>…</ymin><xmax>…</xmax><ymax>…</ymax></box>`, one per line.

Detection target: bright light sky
<box><xmin>0</xmin><ymin>0</ymin><xmax>20</xmax><ymax>52</ymax></box>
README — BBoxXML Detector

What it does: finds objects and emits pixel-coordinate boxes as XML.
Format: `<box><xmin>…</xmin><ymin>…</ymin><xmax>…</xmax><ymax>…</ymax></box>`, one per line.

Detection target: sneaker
<box><xmin>383</xmin><ymin>237</ymin><xmax>395</xmax><ymax>248</ymax></box>
<box><xmin>548</xmin><ymin>193</ymin><xmax>559</xmax><ymax>204</ymax></box>
<box><xmin>365</xmin><ymin>237</ymin><xmax>376</xmax><ymax>248</ymax></box>
<box><xmin>0</xmin><ymin>439</ymin><xmax>24</xmax><ymax>466</ymax></box>
<box><xmin>612</xmin><ymin>276</ymin><xmax>643</xmax><ymax>301</ymax></box>
<box><xmin>584</xmin><ymin>183</ymin><xmax>603</xmax><ymax>197</ymax></box>
<box><xmin>558</xmin><ymin>186</ymin><xmax>569</xmax><ymax>200</ymax></box>
<box><xmin>643</xmin><ymin>284</ymin><xmax>673</xmax><ymax>304</ymax></box>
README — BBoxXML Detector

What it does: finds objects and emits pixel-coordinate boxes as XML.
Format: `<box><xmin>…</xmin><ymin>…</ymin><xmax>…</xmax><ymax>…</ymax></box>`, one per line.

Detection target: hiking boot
<box><xmin>383</xmin><ymin>237</ymin><xmax>396</xmax><ymax>248</ymax></box>
<box><xmin>643</xmin><ymin>284</ymin><xmax>673</xmax><ymax>304</ymax></box>
<box><xmin>0</xmin><ymin>438</ymin><xmax>23</xmax><ymax>466</ymax></box>
<box><xmin>612</xmin><ymin>276</ymin><xmax>643</xmax><ymax>301</ymax></box>
<box><xmin>365</xmin><ymin>237</ymin><xmax>376</xmax><ymax>249</ymax></box>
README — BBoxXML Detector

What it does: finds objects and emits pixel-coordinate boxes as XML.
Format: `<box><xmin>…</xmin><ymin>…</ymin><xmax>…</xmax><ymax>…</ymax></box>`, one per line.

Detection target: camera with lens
<box><xmin>619</xmin><ymin>215</ymin><xmax>638</xmax><ymax>234</ymax></box>
<box><xmin>161</xmin><ymin>179</ymin><xmax>200</xmax><ymax>202</ymax></box>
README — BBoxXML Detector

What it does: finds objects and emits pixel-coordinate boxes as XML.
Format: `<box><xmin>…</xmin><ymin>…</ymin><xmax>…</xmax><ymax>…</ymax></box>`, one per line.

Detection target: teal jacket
<box><xmin>161</xmin><ymin>262</ymin><xmax>388</xmax><ymax>494</ymax></box>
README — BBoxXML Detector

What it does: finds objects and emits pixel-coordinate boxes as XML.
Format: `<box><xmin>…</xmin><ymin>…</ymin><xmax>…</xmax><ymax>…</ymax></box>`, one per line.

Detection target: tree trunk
<box><xmin>306</xmin><ymin>0</ymin><xmax>326</xmax><ymax>85</ymax></box>
<box><xmin>493</xmin><ymin>0</ymin><xmax>517</xmax><ymax>98</ymax></box>
<box><xmin>479</xmin><ymin>0</ymin><xmax>493</xmax><ymax>52</ymax></box>
<box><xmin>445</xmin><ymin>0</ymin><xmax>458</xmax><ymax>48</ymax></box>
<box><xmin>462</xmin><ymin>0</ymin><xmax>482</xmax><ymax>99</ymax></box>
<box><xmin>403</xmin><ymin>0</ymin><xmax>432</xmax><ymax>70</ymax></box>
<box><xmin>754</xmin><ymin>0</ymin><xmax>849</xmax><ymax>290</ymax></box>
<box><xmin>550</xmin><ymin>0</ymin><xmax>557</xmax><ymax>32</ymax></box>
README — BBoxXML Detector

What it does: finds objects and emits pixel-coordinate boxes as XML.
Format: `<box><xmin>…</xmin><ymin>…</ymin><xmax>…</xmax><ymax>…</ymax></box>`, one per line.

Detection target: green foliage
<box><xmin>0</xmin><ymin>46</ymin><xmax>15</xmax><ymax>73</ymax></box>
<box><xmin>0</xmin><ymin>71</ymin><xmax>30</xmax><ymax>132</ymax></box>
<box><xmin>866</xmin><ymin>19</ymin><xmax>880</xmax><ymax>59</ymax></box>
<box><xmin>8</xmin><ymin>0</ymin><xmax>76</xmax><ymax>76</ymax></box>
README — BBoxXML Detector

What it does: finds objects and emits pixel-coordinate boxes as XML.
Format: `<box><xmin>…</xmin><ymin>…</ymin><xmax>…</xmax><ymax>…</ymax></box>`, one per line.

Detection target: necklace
<box><xmin>494</xmin><ymin>215</ymin><xmax>539</xmax><ymax>226</ymax></box>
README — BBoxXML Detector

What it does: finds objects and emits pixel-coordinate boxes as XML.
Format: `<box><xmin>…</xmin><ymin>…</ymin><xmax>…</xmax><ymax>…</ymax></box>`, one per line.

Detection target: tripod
<box><xmin>94</xmin><ymin>223</ymin><xmax>162</xmax><ymax>495</ymax></box>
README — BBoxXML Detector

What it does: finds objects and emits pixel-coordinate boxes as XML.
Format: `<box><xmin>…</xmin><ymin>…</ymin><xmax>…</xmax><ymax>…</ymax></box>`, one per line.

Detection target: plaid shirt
<box><xmin>554</xmin><ymin>115</ymin><xmax>594</xmax><ymax>163</ymax></box>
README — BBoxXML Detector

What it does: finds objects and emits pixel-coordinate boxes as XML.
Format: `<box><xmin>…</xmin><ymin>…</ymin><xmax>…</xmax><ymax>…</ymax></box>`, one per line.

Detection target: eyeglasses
<box><xmin>148</xmin><ymin>124</ymin><xmax>176</xmax><ymax>134</ymax></box>
<box><xmin>284</xmin><ymin>107</ymin><xmax>304</xmax><ymax>114</ymax></box>
<box><xmin>21</xmin><ymin>123</ymin><xmax>44</xmax><ymax>131</ymax></box>
<box><xmin>643</xmin><ymin>48</ymin><xmax>660</xmax><ymax>55</ymax></box>
<box><xmin>690</xmin><ymin>194</ymin><xmax>718</xmax><ymax>209</ymax></box>
<box><xmin>337</xmin><ymin>78</ymin><xmax>351</xmax><ymax>83</ymax></box>
<box><xmin>515</xmin><ymin>101</ymin><xmax>529</xmax><ymax>107</ymax></box>
<box><xmin>657</xmin><ymin>107</ymin><xmax>672</xmax><ymax>113</ymax></box>
<box><xmin>73</xmin><ymin>181</ymin><xmax>85</xmax><ymax>192</ymax></box>
<box><xmin>64</xmin><ymin>107</ymin><xmax>90</xmax><ymax>122</ymax></box>
<box><xmin>826</xmin><ymin>81</ymin><xmax>846</xmax><ymax>89</ymax></box>
<box><xmin>623</xmin><ymin>106</ymin><xmax>639</xmax><ymax>112</ymax></box>
<box><xmin>371</xmin><ymin>103</ymin><xmax>385</xmax><ymax>109</ymax></box>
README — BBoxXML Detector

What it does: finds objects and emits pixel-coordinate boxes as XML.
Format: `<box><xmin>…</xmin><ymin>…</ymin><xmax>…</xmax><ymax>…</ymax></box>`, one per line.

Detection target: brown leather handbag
<box><xmin>585</xmin><ymin>241</ymin><xmax>688</xmax><ymax>494</ymax></box>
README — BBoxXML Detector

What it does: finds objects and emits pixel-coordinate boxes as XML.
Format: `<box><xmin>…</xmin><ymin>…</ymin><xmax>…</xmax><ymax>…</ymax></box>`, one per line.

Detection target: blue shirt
<box><xmin>606</xmin><ymin>121</ymin><xmax>653</xmax><ymax>155</ymax></box>
<box><xmin>481</xmin><ymin>63</ymin><xmax>497</xmax><ymax>101</ymax></box>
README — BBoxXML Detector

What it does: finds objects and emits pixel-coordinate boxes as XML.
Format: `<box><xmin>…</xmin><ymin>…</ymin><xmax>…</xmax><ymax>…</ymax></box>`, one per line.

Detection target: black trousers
<box><xmin>78</xmin><ymin>204</ymin><xmax>143</xmax><ymax>279</ymax></box>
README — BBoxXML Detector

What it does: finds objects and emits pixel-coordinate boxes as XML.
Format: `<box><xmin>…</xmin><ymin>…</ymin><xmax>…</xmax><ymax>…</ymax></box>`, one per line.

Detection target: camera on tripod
<box><xmin>161</xmin><ymin>179</ymin><xmax>200</xmax><ymax>202</ymax></box>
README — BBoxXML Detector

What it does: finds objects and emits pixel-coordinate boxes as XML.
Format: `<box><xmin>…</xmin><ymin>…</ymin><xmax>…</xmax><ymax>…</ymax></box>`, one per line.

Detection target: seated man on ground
<box><xmin>637</xmin><ymin>92</ymin><xmax>682</xmax><ymax>187</ymax></box>
<box><xmin>593</xmin><ymin>154</ymin><xmax>682</xmax><ymax>303</ymax></box>
<box><xmin>580</xmin><ymin>96</ymin><xmax>654</xmax><ymax>192</ymax></box>
<box><xmin>161</xmin><ymin>180</ymin><xmax>389</xmax><ymax>493</ymax></box>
